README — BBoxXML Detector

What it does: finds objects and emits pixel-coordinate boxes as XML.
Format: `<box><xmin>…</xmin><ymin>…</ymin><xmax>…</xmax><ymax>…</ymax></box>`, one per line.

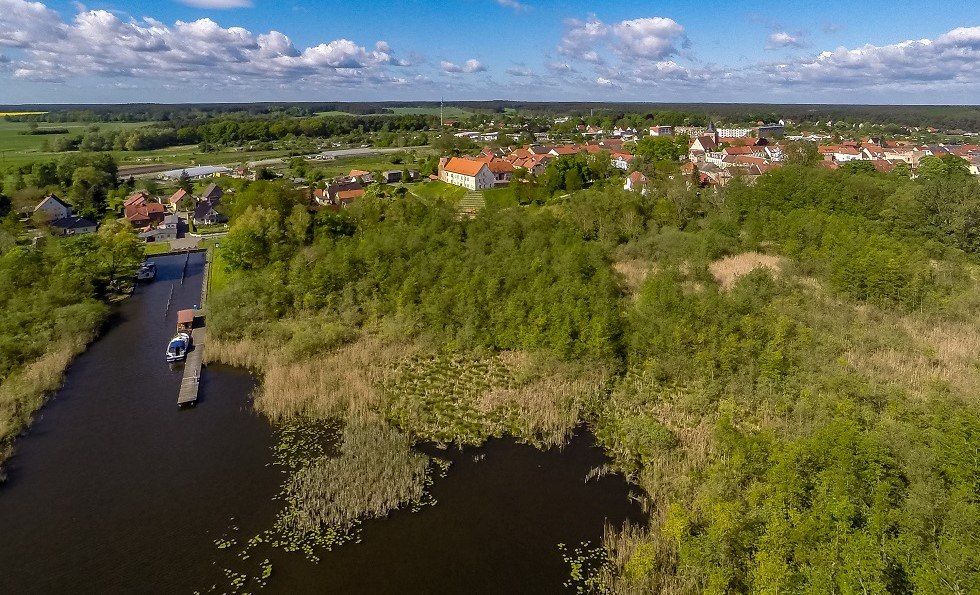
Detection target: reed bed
<box><xmin>382</xmin><ymin>350</ymin><xmax>609</xmax><ymax>447</ymax></box>
<box><xmin>0</xmin><ymin>337</ymin><xmax>87</xmax><ymax>473</ymax></box>
<box><xmin>207</xmin><ymin>335</ymin><xmax>421</xmax><ymax>420</ymax></box>
<box><xmin>708</xmin><ymin>252</ymin><xmax>783</xmax><ymax>290</ymax></box>
<box><xmin>278</xmin><ymin>416</ymin><xmax>429</xmax><ymax>535</ymax></box>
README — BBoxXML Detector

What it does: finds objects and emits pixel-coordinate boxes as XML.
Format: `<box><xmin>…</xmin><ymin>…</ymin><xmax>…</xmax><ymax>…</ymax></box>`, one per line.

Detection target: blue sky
<box><xmin>1</xmin><ymin>0</ymin><xmax>979</xmax><ymax>104</ymax></box>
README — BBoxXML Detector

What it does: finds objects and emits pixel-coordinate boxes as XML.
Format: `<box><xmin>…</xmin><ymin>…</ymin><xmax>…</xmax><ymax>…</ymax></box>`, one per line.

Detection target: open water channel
<box><xmin>0</xmin><ymin>252</ymin><xmax>641</xmax><ymax>593</ymax></box>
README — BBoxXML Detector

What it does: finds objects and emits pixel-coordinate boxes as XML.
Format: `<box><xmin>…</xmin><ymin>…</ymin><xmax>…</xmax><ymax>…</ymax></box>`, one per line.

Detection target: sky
<box><xmin>0</xmin><ymin>0</ymin><xmax>979</xmax><ymax>104</ymax></box>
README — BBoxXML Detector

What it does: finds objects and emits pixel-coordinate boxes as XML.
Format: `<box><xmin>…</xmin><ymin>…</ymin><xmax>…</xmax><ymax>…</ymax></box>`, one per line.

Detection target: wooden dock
<box><xmin>177</xmin><ymin>327</ymin><xmax>205</xmax><ymax>406</ymax></box>
<box><xmin>177</xmin><ymin>250</ymin><xmax>212</xmax><ymax>407</ymax></box>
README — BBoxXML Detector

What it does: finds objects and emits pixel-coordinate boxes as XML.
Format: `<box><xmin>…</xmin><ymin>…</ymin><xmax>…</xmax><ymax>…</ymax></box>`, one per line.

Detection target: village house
<box><xmin>336</xmin><ymin>188</ymin><xmax>365</xmax><ymax>207</ymax></box>
<box><xmin>140</xmin><ymin>213</ymin><xmax>180</xmax><ymax>243</ymax></box>
<box><xmin>689</xmin><ymin>135</ymin><xmax>719</xmax><ymax>162</ymax></box>
<box><xmin>200</xmin><ymin>183</ymin><xmax>223</xmax><ymax>203</ymax></box>
<box><xmin>193</xmin><ymin>199</ymin><xmax>224</xmax><ymax>226</ymax></box>
<box><xmin>49</xmin><ymin>216</ymin><xmax>97</xmax><ymax>236</ymax></box>
<box><xmin>439</xmin><ymin>157</ymin><xmax>496</xmax><ymax>190</ymax></box>
<box><xmin>486</xmin><ymin>160</ymin><xmax>515</xmax><ymax>186</ymax></box>
<box><xmin>168</xmin><ymin>188</ymin><xmax>189</xmax><ymax>210</ymax></box>
<box><xmin>624</xmin><ymin>171</ymin><xmax>648</xmax><ymax>193</ymax></box>
<box><xmin>833</xmin><ymin>146</ymin><xmax>864</xmax><ymax>162</ymax></box>
<box><xmin>611</xmin><ymin>153</ymin><xmax>634</xmax><ymax>171</ymax></box>
<box><xmin>649</xmin><ymin>125</ymin><xmax>674</xmax><ymax>136</ymax></box>
<box><xmin>34</xmin><ymin>194</ymin><xmax>72</xmax><ymax>221</ymax></box>
<box><xmin>125</xmin><ymin>199</ymin><xmax>166</xmax><ymax>228</ymax></box>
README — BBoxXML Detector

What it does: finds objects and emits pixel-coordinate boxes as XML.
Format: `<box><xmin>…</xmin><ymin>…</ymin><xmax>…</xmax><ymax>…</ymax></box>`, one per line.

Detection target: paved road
<box><xmin>123</xmin><ymin>146</ymin><xmax>423</xmax><ymax>179</ymax></box>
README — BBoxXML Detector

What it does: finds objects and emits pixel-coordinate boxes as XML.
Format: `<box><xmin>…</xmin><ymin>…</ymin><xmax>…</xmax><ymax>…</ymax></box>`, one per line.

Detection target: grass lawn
<box><xmin>200</xmin><ymin>238</ymin><xmax>231</xmax><ymax>295</ymax></box>
<box><xmin>410</xmin><ymin>180</ymin><xmax>467</xmax><ymax>202</ymax></box>
<box><xmin>308</xmin><ymin>151</ymin><xmax>433</xmax><ymax>178</ymax></box>
<box><xmin>483</xmin><ymin>187</ymin><xmax>519</xmax><ymax>209</ymax></box>
<box><xmin>144</xmin><ymin>242</ymin><xmax>172</xmax><ymax>256</ymax></box>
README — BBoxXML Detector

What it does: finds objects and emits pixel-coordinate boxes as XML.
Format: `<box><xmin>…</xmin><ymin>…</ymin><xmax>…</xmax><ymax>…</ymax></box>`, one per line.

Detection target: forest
<box><xmin>202</xmin><ymin>151</ymin><xmax>980</xmax><ymax>593</ymax></box>
<box><xmin>5</xmin><ymin>102</ymin><xmax>979</xmax><ymax>131</ymax></box>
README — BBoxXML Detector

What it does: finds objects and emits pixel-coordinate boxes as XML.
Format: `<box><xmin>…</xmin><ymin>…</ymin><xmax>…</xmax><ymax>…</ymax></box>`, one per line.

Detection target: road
<box><xmin>120</xmin><ymin>146</ymin><xmax>423</xmax><ymax>179</ymax></box>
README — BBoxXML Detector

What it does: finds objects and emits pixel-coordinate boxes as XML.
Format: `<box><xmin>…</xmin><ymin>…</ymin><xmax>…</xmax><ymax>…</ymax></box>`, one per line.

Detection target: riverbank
<box><xmin>0</xmin><ymin>225</ymin><xmax>144</xmax><ymax>477</ymax></box>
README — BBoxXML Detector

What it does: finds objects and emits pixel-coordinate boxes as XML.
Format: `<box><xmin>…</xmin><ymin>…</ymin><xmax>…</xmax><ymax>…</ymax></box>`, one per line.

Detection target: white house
<box><xmin>717</xmin><ymin>127</ymin><xmax>752</xmax><ymax>138</ymax></box>
<box><xmin>439</xmin><ymin>157</ymin><xmax>496</xmax><ymax>190</ymax></box>
<box><xmin>34</xmin><ymin>195</ymin><xmax>72</xmax><ymax>221</ymax></box>
<box><xmin>833</xmin><ymin>147</ymin><xmax>864</xmax><ymax>162</ymax></box>
<box><xmin>624</xmin><ymin>171</ymin><xmax>648</xmax><ymax>193</ymax></box>
<box><xmin>611</xmin><ymin>153</ymin><xmax>635</xmax><ymax>171</ymax></box>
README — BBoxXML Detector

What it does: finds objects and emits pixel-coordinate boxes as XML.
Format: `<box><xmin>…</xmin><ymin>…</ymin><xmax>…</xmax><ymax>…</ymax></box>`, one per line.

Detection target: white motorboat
<box><xmin>166</xmin><ymin>332</ymin><xmax>192</xmax><ymax>362</ymax></box>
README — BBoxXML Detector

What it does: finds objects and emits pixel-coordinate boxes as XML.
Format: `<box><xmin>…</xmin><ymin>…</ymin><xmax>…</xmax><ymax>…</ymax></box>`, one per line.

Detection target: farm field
<box><xmin>385</xmin><ymin>106</ymin><xmax>474</xmax><ymax>118</ymax></box>
<box><xmin>0</xmin><ymin>120</ymin><xmax>293</xmax><ymax>170</ymax></box>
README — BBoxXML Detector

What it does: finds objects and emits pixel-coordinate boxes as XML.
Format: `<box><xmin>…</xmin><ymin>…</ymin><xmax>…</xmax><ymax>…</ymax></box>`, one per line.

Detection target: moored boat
<box><xmin>166</xmin><ymin>332</ymin><xmax>192</xmax><ymax>362</ymax></box>
<box><xmin>136</xmin><ymin>262</ymin><xmax>156</xmax><ymax>281</ymax></box>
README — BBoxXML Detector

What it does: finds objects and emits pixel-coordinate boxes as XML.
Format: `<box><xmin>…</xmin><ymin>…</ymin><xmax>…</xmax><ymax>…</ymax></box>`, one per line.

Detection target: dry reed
<box><xmin>207</xmin><ymin>335</ymin><xmax>421</xmax><ymax>421</ymax></box>
<box><xmin>613</xmin><ymin>259</ymin><xmax>659</xmax><ymax>295</ymax></box>
<box><xmin>0</xmin><ymin>337</ymin><xmax>88</xmax><ymax>470</ymax></box>
<box><xmin>708</xmin><ymin>252</ymin><xmax>783</xmax><ymax>290</ymax></box>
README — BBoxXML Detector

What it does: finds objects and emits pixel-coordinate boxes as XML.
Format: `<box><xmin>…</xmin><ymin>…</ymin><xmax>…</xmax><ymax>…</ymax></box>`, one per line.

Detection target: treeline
<box><xmin>175</xmin><ymin>113</ymin><xmax>434</xmax><ymax>146</ymax></box>
<box><xmin>6</xmin><ymin>102</ymin><xmax>978</xmax><ymax>130</ymax></box>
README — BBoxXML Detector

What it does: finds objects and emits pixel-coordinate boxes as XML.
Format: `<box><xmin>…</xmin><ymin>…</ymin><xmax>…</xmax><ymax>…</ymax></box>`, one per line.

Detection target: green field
<box><xmin>385</xmin><ymin>106</ymin><xmax>474</xmax><ymax>118</ymax></box>
<box><xmin>0</xmin><ymin>121</ymin><xmax>151</xmax><ymax>168</ymax></box>
<box><xmin>201</xmin><ymin>238</ymin><xmax>231</xmax><ymax>296</ymax></box>
<box><xmin>0</xmin><ymin>120</ymin><xmax>295</xmax><ymax>170</ymax></box>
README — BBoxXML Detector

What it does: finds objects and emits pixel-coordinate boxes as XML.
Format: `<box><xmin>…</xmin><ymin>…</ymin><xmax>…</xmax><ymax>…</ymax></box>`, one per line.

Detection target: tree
<box><xmin>783</xmin><ymin>140</ymin><xmax>820</xmax><ymax>166</ymax></box>
<box><xmin>95</xmin><ymin>219</ymin><xmax>143</xmax><ymax>292</ymax></box>
<box><xmin>68</xmin><ymin>166</ymin><xmax>112</xmax><ymax>217</ymax></box>
<box><xmin>634</xmin><ymin>136</ymin><xmax>686</xmax><ymax>162</ymax></box>
<box><xmin>177</xmin><ymin>171</ymin><xmax>193</xmax><ymax>194</ymax></box>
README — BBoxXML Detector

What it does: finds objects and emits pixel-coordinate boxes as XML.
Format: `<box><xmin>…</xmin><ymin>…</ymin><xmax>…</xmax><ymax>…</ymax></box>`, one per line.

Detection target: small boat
<box><xmin>136</xmin><ymin>262</ymin><xmax>156</xmax><ymax>281</ymax></box>
<box><xmin>166</xmin><ymin>332</ymin><xmax>192</xmax><ymax>362</ymax></box>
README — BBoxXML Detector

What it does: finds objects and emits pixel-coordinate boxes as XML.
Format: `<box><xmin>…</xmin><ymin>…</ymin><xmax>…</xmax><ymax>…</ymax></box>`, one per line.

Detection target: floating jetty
<box><xmin>177</xmin><ymin>251</ymin><xmax>211</xmax><ymax>407</ymax></box>
<box><xmin>177</xmin><ymin>326</ymin><xmax>205</xmax><ymax>406</ymax></box>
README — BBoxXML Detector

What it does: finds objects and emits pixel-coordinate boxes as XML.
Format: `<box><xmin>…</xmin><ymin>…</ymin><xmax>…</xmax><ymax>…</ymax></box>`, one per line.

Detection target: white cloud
<box><xmin>495</xmin><ymin>0</ymin><xmax>529</xmax><ymax>12</ymax></box>
<box><xmin>0</xmin><ymin>0</ymin><xmax>411</xmax><ymax>88</ymax></box>
<box><xmin>174</xmin><ymin>0</ymin><xmax>253</xmax><ymax>8</ymax></box>
<box><xmin>0</xmin><ymin>0</ymin><xmax>65</xmax><ymax>48</ymax></box>
<box><xmin>506</xmin><ymin>66</ymin><xmax>532</xmax><ymax>77</ymax></box>
<box><xmin>559</xmin><ymin>16</ymin><xmax>686</xmax><ymax>64</ymax></box>
<box><xmin>611</xmin><ymin>17</ymin><xmax>686</xmax><ymax>60</ymax></box>
<box><xmin>441</xmin><ymin>58</ymin><xmax>486</xmax><ymax>73</ymax></box>
<box><xmin>558</xmin><ymin>17</ymin><xmax>609</xmax><ymax>63</ymax></box>
<box><xmin>768</xmin><ymin>31</ymin><xmax>805</xmax><ymax>49</ymax></box>
<box><xmin>760</xmin><ymin>26</ymin><xmax>980</xmax><ymax>89</ymax></box>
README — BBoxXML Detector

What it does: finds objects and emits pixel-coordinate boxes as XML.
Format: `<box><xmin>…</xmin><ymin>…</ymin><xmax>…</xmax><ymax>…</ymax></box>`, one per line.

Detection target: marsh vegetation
<box><xmin>204</xmin><ymin>156</ymin><xmax>980</xmax><ymax>592</ymax></box>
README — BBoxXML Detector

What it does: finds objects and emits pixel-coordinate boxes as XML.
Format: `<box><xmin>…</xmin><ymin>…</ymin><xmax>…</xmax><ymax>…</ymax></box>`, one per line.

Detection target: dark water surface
<box><xmin>0</xmin><ymin>252</ymin><xmax>641</xmax><ymax>594</ymax></box>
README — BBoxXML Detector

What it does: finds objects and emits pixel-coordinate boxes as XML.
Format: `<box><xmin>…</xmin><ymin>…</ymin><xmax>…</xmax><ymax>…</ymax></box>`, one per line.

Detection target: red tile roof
<box><xmin>443</xmin><ymin>157</ymin><xmax>489</xmax><ymax>177</ymax></box>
